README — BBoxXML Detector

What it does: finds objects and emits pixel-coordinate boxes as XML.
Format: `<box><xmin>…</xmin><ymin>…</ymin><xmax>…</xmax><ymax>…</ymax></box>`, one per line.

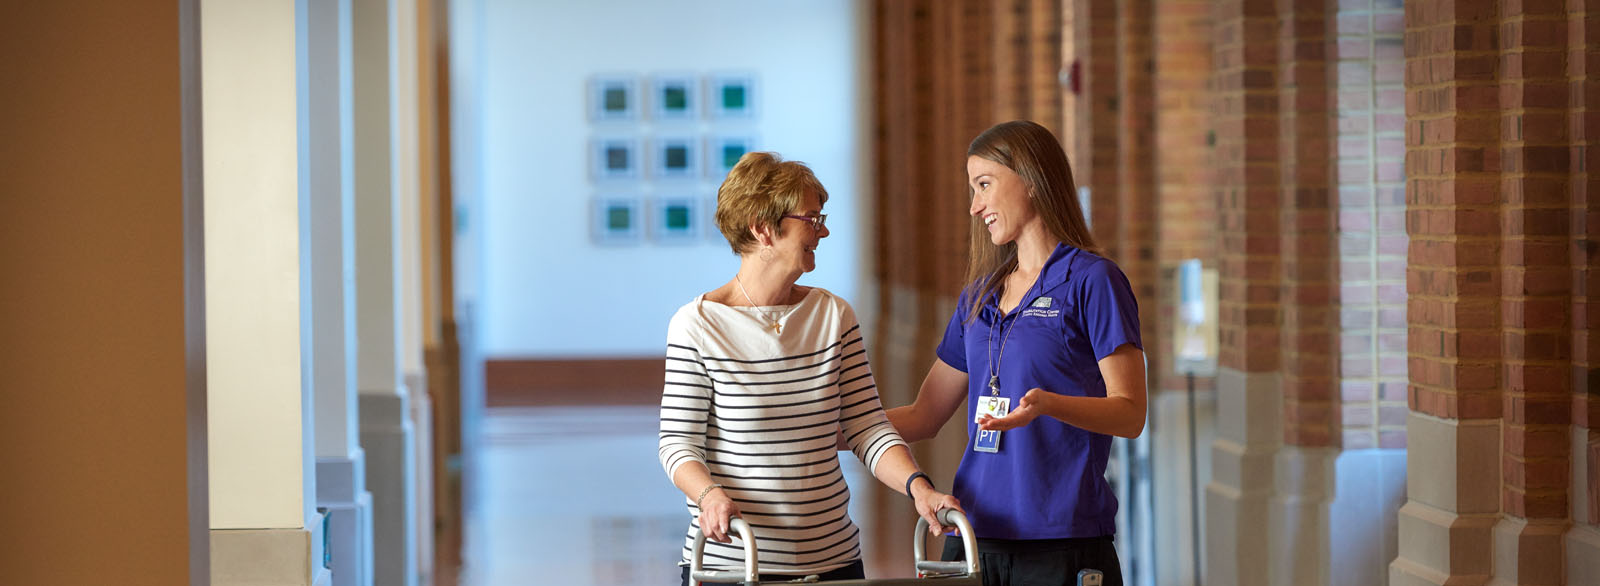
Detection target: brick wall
<box><xmin>1335</xmin><ymin>0</ymin><xmax>1409</xmax><ymax>450</ymax></box>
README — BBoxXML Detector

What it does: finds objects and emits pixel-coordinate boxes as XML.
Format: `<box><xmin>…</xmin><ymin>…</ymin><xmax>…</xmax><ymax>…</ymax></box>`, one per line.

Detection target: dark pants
<box><xmin>942</xmin><ymin>536</ymin><xmax>1123</xmax><ymax>586</ymax></box>
<box><xmin>680</xmin><ymin>559</ymin><xmax>865</xmax><ymax>585</ymax></box>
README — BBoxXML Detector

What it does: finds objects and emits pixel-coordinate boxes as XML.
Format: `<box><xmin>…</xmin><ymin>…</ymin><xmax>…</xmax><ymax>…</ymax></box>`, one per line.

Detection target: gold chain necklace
<box><xmin>735</xmin><ymin>274</ymin><xmax>788</xmax><ymax>334</ymax></box>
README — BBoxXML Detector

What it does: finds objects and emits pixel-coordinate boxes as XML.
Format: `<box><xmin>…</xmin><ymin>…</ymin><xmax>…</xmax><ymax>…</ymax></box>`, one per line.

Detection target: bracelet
<box><xmin>904</xmin><ymin>471</ymin><xmax>932</xmax><ymax>498</ymax></box>
<box><xmin>696</xmin><ymin>483</ymin><xmax>724</xmax><ymax>508</ymax></box>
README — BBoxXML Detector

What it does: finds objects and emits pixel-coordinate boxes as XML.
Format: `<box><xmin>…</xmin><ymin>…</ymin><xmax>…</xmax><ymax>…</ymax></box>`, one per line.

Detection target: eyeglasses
<box><xmin>782</xmin><ymin>214</ymin><xmax>827</xmax><ymax>232</ymax></box>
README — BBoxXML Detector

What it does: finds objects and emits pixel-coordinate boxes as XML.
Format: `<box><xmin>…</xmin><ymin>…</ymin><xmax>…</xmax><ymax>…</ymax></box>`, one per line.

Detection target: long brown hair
<box><xmin>963</xmin><ymin>120</ymin><xmax>1100</xmax><ymax>323</ymax></box>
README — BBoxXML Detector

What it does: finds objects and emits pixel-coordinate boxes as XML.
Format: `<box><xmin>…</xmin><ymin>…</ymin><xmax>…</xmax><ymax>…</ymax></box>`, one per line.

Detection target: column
<box><xmin>203</xmin><ymin>1</ymin><xmax>329</xmax><ymax>584</ymax></box>
<box><xmin>0</xmin><ymin>1</ymin><xmax>205</xmax><ymax>583</ymax></box>
<box><xmin>1565</xmin><ymin>0</ymin><xmax>1600</xmax><ymax>580</ymax></box>
<box><xmin>1152</xmin><ymin>0</ymin><xmax>1216</xmax><ymax>582</ymax></box>
<box><xmin>1493</xmin><ymin>0</ymin><xmax>1574</xmax><ymax>582</ymax></box>
<box><xmin>1270</xmin><ymin>0</ymin><xmax>1340</xmax><ymax>583</ymax></box>
<box><xmin>393</xmin><ymin>0</ymin><xmax>436</xmax><ymax>582</ymax></box>
<box><xmin>1205</xmin><ymin>0</ymin><xmax>1281</xmax><ymax>583</ymax></box>
<box><xmin>1074</xmin><ymin>0</ymin><xmax>1119</xmax><ymax>242</ymax></box>
<box><xmin>1390</xmin><ymin>0</ymin><xmax>1503</xmax><ymax>583</ymax></box>
<box><xmin>354</xmin><ymin>0</ymin><xmax>419</xmax><ymax>583</ymax></box>
<box><xmin>309</xmin><ymin>0</ymin><xmax>375</xmax><ymax>584</ymax></box>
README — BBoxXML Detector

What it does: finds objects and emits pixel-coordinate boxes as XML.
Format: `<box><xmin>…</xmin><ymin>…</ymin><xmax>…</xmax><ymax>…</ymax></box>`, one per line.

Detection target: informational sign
<box><xmin>1172</xmin><ymin>259</ymin><xmax>1218</xmax><ymax>377</ymax></box>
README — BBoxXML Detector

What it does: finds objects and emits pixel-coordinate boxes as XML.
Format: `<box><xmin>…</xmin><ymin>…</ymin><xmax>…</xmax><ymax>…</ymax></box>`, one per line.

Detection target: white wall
<box><xmin>470</xmin><ymin>0</ymin><xmax>863</xmax><ymax>357</ymax></box>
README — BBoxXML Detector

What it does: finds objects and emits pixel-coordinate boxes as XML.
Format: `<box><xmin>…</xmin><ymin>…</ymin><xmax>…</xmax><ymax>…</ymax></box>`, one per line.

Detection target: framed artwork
<box><xmin>589</xmin><ymin>75</ymin><xmax>639</xmax><ymax>122</ymax></box>
<box><xmin>708</xmin><ymin>73</ymin><xmax>757</xmax><ymax>119</ymax></box>
<box><xmin>706</xmin><ymin>134</ymin><xmax>757</xmax><ymax>179</ymax></box>
<box><xmin>651</xmin><ymin>75</ymin><xmax>697</xmax><ymax>122</ymax></box>
<box><xmin>652</xmin><ymin>136</ymin><xmax>699</xmax><ymax>179</ymax></box>
<box><xmin>591</xmin><ymin>137</ymin><xmax>640</xmax><ymax>180</ymax></box>
<box><xmin>592</xmin><ymin>195</ymin><xmax>642</xmax><ymax>245</ymax></box>
<box><xmin>650</xmin><ymin>196</ymin><xmax>700</xmax><ymax>243</ymax></box>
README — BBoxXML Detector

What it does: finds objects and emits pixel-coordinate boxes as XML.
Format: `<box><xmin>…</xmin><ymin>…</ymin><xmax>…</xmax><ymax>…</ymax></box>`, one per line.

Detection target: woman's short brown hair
<box><xmin>714</xmin><ymin>151</ymin><xmax>829</xmax><ymax>255</ymax></box>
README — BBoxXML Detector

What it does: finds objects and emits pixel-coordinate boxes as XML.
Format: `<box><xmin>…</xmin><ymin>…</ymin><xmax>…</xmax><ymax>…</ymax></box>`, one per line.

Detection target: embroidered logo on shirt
<box><xmin>1021</xmin><ymin>296</ymin><xmax>1059</xmax><ymax>318</ymax></box>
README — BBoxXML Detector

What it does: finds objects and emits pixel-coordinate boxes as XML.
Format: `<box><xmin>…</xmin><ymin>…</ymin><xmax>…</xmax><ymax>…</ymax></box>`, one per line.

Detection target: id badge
<box><xmin>973</xmin><ymin>396</ymin><xmax>1009</xmax><ymax>453</ymax></box>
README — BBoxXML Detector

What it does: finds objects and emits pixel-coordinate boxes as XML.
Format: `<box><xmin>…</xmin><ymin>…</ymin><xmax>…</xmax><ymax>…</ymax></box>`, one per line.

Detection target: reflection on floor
<box><xmin>464</xmin><ymin>406</ymin><xmax>687</xmax><ymax>586</ymax></box>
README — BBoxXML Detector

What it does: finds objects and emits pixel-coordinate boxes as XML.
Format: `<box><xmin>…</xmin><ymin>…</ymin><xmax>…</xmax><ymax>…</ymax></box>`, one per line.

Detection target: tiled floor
<box><xmin>462</xmin><ymin>406</ymin><xmax>688</xmax><ymax>586</ymax></box>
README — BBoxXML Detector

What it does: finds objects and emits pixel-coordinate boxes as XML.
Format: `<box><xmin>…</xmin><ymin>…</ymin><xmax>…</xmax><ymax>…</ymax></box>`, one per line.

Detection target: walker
<box><xmin>686</xmin><ymin>508</ymin><xmax>1104</xmax><ymax>586</ymax></box>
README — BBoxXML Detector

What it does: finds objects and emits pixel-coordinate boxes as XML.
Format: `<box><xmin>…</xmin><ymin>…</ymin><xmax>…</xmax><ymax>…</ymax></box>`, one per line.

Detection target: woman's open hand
<box><xmin>977</xmin><ymin>387</ymin><xmax>1058</xmax><ymax>431</ymax></box>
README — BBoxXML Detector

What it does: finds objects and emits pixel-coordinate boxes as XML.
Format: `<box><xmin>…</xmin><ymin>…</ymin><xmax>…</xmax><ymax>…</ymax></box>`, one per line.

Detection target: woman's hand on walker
<box><xmin>910</xmin><ymin>484</ymin><xmax>964</xmax><ymax>536</ymax></box>
<box><xmin>977</xmin><ymin>388</ymin><xmax>1057</xmax><ymax>431</ymax></box>
<box><xmin>698</xmin><ymin>488</ymin><xmax>741</xmax><ymax>543</ymax></box>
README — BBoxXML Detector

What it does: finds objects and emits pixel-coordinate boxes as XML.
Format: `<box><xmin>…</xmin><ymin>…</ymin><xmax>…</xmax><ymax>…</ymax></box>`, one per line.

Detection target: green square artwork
<box><xmin>722</xmin><ymin>144</ymin><xmax>746</xmax><ymax>169</ymax></box>
<box><xmin>606</xmin><ymin>147</ymin><xmax>629</xmax><ymax>171</ymax></box>
<box><xmin>721</xmin><ymin>85</ymin><xmax>746</xmax><ymax>110</ymax></box>
<box><xmin>606</xmin><ymin>205</ymin><xmax>632</xmax><ymax>231</ymax></box>
<box><xmin>665</xmin><ymin>205</ymin><xmax>690</xmax><ymax>231</ymax></box>
<box><xmin>665</xmin><ymin>146</ymin><xmax>688</xmax><ymax>169</ymax></box>
<box><xmin>603</xmin><ymin>87</ymin><xmax>628</xmax><ymax>112</ymax></box>
<box><xmin>663</xmin><ymin>86</ymin><xmax>687</xmax><ymax>111</ymax></box>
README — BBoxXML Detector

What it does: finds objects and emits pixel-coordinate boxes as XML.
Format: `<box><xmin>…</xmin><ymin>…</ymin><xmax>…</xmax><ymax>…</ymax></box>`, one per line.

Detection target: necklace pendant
<box><xmin>988</xmin><ymin>375</ymin><xmax>1000</xmax><ymax>395</ymax></box>
<box><xmin>771</xmin><ymin>322</ymin><xmax>782</xmax><ymax>334</ymax></box>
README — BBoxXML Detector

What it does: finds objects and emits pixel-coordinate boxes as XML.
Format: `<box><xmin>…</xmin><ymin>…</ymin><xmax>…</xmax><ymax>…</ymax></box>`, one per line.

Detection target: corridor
<box><xmin>465</xmin><ymin>406</ymin><xmax>685</xmax><ymax>586</ymax></box>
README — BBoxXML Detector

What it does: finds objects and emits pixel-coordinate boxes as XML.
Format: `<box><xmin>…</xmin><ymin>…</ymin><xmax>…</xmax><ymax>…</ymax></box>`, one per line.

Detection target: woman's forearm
<box><xmin>1035</xmin><ymin>392</ymin><xmax>1146</xmax><ymax>438</ymax></box>
<box><xmin>671</xmin><ymin>461</ymin><xmax>721</xmax><ymax>502</ymax></box>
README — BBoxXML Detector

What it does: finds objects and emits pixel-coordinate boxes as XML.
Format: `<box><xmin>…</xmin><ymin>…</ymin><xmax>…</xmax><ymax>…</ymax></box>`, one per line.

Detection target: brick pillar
<box><xmin>1492</xmin><ymin>1</ymin><xmax>1574</xmax><ymax>583</ymax></box>
<box><xmin>1566</xmin><ymin>0</ymin><xmax>1600</xmax><ymax>581</ymax></box>
<box><xmin>1075</xmin><ymin>0</ymin><xmax>1120</xmax><ymax>244</ymax></box>
<box><xmin>1118</xmin><ymin>0</ymin><xmax>1157</xmax><ymax>385</ymax></box>
<box><xmin>1205</xmin><ymin>0</ymin><xmax>1281</xmax><ymax>583</ymax></box>
<box><xmin>1269</xmin><ymin>0</ymin><xmax>1339</xmax><ymax>584</ymax></box>
<box><xmin>869</xmin><ymin>0</ymin><xmax>997</xmax><ymax>576</ymax></box>
<box><xmin>870</xmin><ymin>1</ymin><xmax>939</xmax><ymax>575</ymax></box>
<box><xmin>1152</xmin><ymin>0</ymin><xmax>1216</xmax><ymax>583</ymax></box>
<box><xmin>1029</xmin><ymin>0</ymin><xmax>1064</xmax><ymax>135</ymax></box>
<box><xmin>994</xmin><ymin>0</ymin><xmax>1029</xmax><ymax>121</ymax></box>
<box><xmin>1390</xmin><ymin>0</ymin><xmax>1503</xmax><ymax>583</ymax></box>
<box><xmin>1060</xmin><ymin>0</ymin><xmax>1081</xmax><ymax>166</ymax></box>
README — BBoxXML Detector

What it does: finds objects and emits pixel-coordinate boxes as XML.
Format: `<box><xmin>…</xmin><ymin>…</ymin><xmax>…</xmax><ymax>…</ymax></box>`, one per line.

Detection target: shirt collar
<box><xmin>980</xmin><ymin>242</ymin><xmax>1080</xmax><ymax>314</ymax></box>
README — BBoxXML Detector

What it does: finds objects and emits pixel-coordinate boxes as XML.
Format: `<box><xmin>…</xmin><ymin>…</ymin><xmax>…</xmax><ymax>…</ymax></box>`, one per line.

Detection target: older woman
<box><xmin>659</xmin><ymin>152</ymin><xmax>960</xmax><ymax>584</ymax></box>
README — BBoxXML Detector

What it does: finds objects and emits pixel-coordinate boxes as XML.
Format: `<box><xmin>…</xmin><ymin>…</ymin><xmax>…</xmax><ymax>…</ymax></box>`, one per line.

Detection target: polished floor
<box><xmin>462</xmin><ymin>406</ymin><xmax>688</xmax><ymax>586</ymax></box>
<box><xmin>460</xmin><ymin>405</ymin><xmax>885</xmax><ymax>586</ymax></box>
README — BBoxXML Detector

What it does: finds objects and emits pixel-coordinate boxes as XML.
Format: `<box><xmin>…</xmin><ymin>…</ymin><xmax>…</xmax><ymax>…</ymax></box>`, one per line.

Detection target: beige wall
<box><xmin>0</xmin><ymin>2</ymin><xmax>202</xmax><ymax>584</ymax></box>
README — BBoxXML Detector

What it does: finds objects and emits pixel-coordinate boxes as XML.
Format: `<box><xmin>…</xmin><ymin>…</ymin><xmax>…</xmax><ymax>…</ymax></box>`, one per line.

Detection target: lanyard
<box><xmin>985</xmin><ymin>274</ymin><xmax>1042</xmax><ymax>397</ymax></box>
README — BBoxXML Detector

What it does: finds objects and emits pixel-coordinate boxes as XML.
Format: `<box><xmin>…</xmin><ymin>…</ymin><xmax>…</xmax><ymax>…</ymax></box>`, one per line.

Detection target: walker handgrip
<box><xmin>915</xmin><ymin>560</ymin><xmax>973</xmax><ymax>574</ymax></box>
<box><xmin>912</xmin><ymin>508</ymin><xmax>980</xmax><ymax>577</ymax></box>
<box><xmin>688</xmin><ymin>517</ymin><xmax>758</xmax><ymax>586</ymax></box>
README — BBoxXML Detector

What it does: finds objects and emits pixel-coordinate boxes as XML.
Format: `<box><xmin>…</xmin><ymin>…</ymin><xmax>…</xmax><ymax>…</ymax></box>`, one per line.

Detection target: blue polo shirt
<box><xmin>934</xmin><ymin>243</ymin><xmax>1142</xmax><ymax>541</ymax></box>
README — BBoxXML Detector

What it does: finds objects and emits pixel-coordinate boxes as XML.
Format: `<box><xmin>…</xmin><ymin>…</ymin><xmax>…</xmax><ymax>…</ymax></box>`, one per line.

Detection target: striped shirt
<box><xmin>658</xmin><ymin>286</ymin><xmax>907</xmax><ymax>575</ymax></box>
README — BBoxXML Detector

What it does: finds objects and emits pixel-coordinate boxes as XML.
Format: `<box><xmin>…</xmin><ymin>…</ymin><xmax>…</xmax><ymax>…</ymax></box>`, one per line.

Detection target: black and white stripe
<box><xmin>659</xmin><ymin>288</ymin><xmax>905</xmax><ymax>575</ymax></box>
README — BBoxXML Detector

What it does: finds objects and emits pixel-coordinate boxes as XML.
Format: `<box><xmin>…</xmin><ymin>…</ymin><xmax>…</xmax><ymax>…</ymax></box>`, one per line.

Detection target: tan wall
<box><xmin>0</xmin><ymin>2</ymin><xmax>201</xmax><ymax>584</ymax></box>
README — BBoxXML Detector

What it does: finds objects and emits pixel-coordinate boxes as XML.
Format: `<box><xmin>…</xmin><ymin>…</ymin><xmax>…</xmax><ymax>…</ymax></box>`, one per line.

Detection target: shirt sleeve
<box><xmin>658</xmin><ymin>311</ymin><xmax>713</xmax><ymax>481</ymax></box>
<box><xmin>934</xmin><ymin>288</ymin><xmax>972</xmax><ymax>372</ymax></box>
<box><xmin>835</xmin><ymin>301</ymin><xmax>909</xmax><ymax>475</ymax></box>
<box><xmin>1078</xmin><ymin>259</ymin><xmax>1144</xmax><ymax>360</ymax></box>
